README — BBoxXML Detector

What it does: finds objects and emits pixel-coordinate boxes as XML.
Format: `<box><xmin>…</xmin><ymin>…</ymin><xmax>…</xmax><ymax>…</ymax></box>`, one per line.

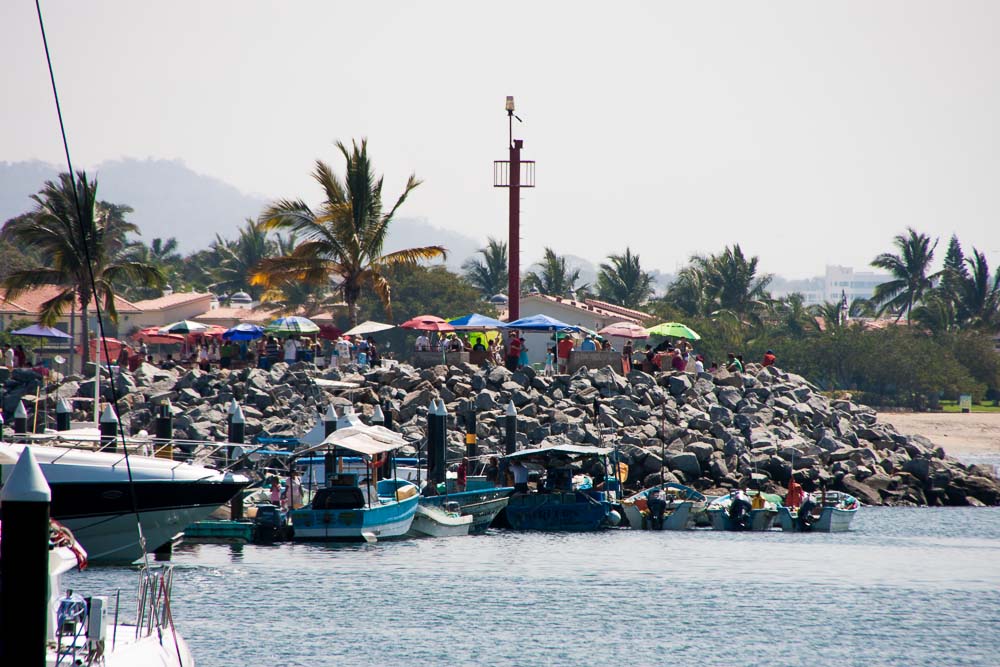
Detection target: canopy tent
<box><xmin>76</xmin><ymin>337</ymin><xmax>131</xmax><ymax>362</ymax></box>
<box><xmin>400</xmin><ymin>315</ymin><xmax>455</xmax><ymax>332</ymax></box>
<box><xmin>504</xmin><ymin>443</ymin><xmax>613</xmax><ymax>460</ymax></box>
<box><xmin>502</xmin><ymin>314</ymin><xmax>580</xmax><ymax>332</ymax></box>
<box><xmin>447</xmin><ymin>313</ymin><xmax>506</xmax><ymax>330</ymax></box>
<box><xmin>158</xmin><ymin>320</ymin><xmax>208</xmax><ymax>335</ymax></box>
<box><xmin>646</xmin><ymin>322</ymin><xmax>701</xmax><ymax>340</ymax></box>
<box><xmin>222</xmin><ymin>323</ymin><xmax>265</xmax><ymax>341</ymax></box>
<box><xmin>297</xmin><ymin>424</ymin><xmax>411</xmax><ymax>459</ymax></box>
<box><xmin>134</xmin><ymin>327</ymin><xmax>185</xmax><ymax>345</ymax></box>
<box><xmin>265</xmin><ymin>316</ymin><xmax>320</xmax><ymax>336</ymax></box>
<box><xmin>598</xmin><ymin>321</ymin><xmax>648</xmax><ymax>339</ymax></box>
<box><xmin>10</xmin><ymin>324</ymin><xmax>72</xmax><ymax>339</ymax></box>
<box><xmin>343</xmin><ymin>320</ymin><xmax>395</xmax><ymax>336</ymax></box>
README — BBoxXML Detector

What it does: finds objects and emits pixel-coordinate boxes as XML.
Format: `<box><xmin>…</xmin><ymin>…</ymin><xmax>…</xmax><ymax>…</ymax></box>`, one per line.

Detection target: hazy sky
<box><xmin>3</xmin><ymin>1</ymin><xmax>998</xmax><ymax>278</ymax></box>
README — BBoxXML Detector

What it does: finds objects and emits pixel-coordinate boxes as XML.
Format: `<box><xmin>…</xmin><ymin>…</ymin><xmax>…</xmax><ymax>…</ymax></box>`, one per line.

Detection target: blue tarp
<box><xmin>501</xmin><ymin>314</ymin><xmax>580</xmax><ymax>332</ymax></box>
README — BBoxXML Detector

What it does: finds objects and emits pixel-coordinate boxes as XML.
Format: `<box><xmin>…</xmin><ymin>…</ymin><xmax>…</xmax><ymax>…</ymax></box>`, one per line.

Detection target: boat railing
<box><xmin>135</xmin><ymin>565</ymin><xmax>175</xmax><ymax>640</ymax></box>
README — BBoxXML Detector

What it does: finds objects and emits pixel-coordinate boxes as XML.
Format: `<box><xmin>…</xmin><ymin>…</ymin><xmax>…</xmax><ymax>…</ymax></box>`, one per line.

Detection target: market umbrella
<box><xmin>399</xmin><ymin>315</ymin><xmax>455</xmax><ymax>332</ymax></box>
<box><xmin>10</xmin><ymin>324</ymin><xmax>72</xmax><ymax>339</ymax></box>
<box><xmin>135</xmin><ymin>327</ymin><xmax>185</xmax><ymax>345</ymax></box>
<box><xmin>158</xmin><ymin>320</ymin><xmax>208</xmax><ymax>335</ymax></box>
<box><xmin>265</xmin><ymin>315</ymin><xmax>320</xmax><ymax>336</ymax></box>
<box><xmin>343</xmin><ymin>320</ymin><xmax>395</xmax><ymax>336</ymax></box>
<box><xmin>598</xmin><ymin>321</ymin><xmax>649</xmax><ymax>339</ymax></box>
<box><xmin>222</xmin><ymin>323</ymin><xmax>265</xmax><ymax>341</ymax></box>
<box><xmin>448</xmin><ymin>313</ymin><xmax>507</xmax><ymax>330</ymax></box>
<box><xmin>646</xmin><ymin>322</ymin><xmax>701</xmax><ymax>340</ymax></box>
<box><xmin>318</xmin><ymin>324</ymin><xmax>343</xmax><ymax>341</ymax></box>
<box><xmin>502</xmin><ymin>314</ymin><xmax>580</xmax><ymax>332</ymax></box>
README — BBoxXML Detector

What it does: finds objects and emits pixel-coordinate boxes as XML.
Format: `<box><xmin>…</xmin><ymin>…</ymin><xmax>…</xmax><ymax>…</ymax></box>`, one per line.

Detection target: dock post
<box><xmin>13</xmin><ymin>400</ymin><xmax>28</xmax><ymax>435</ymax></box>
<box><xmin>323</xmin><ymin>404</ymin><xmax>339</xmax><ymax>481</ymax></box>
<box><xmin>155</xmin><ymin>399</ymin><xmax>174</xmax><ymax>458</ymax></box>
<box><xmin>431</xmin><ymin>399</ymin><xmax>448</xmax><ymax>486</ymax></box>
<box><xmin>465</xmin><ymin>409</ymin><xmax>478</xmax><ymax>461</ymax></box>
<box><xmin>229</xmin><ymin>403</ymin><xmax>245</xmax><ymax>521</ymax></box>
<box><xmin>55</xmin><ymin>397</ymin><xmax>72</xmax><ymax>431</ymax></box>
<box><xmin>504</xmin><ymin>401</ymin><xmax>517</xmax><ymax>455</ymax></box>
<box><xmin>0</xmin><ymin>447</ymin><xmax>52</xmax><ymax>667</ymax></box>
<box><xmin>100</xmin><ymin>404</ymin><xmax>118</xmax><ymax>452</ymax></box>
<box><xmin>382</xmin><ymin>400</ymin><xmax>394</xmax><ymax>431</ymax></box>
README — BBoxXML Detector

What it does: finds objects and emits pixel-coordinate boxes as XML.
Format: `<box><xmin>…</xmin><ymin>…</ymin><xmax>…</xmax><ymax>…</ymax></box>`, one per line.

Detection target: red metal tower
<box><xmin>494</xmin><ymin>96</ymin><xmax>534</xmax><ymax>320</ymax></box>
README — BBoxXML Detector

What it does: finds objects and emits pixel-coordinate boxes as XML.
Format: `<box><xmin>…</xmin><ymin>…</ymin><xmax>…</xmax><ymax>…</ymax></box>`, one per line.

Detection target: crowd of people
<box><xmin>1</xmin><ymin>343</ymin><xmax>31</xmax><ymax>369</ymax></box>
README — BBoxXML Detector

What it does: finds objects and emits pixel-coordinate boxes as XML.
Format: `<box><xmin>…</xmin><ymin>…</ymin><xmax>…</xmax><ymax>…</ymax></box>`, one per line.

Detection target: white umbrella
<box><xmin>343</xmin><ymin>320</ymin><xmax>395</xmax><ymax>336</ymax></box>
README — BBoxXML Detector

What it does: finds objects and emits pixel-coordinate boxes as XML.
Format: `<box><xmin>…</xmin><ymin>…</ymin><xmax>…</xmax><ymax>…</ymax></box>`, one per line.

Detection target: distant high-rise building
<box><xmin>771</xmin><ymin>265</ymin><xmax>890</xmax><ymax>306</ymax></box>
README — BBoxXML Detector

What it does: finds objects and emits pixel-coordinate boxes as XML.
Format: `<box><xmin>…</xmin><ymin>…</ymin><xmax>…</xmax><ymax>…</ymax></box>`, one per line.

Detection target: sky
<box><xmin>2</xmin><ymin>1</ymin><xmax>998</xmax><ymax>278</ymax></box>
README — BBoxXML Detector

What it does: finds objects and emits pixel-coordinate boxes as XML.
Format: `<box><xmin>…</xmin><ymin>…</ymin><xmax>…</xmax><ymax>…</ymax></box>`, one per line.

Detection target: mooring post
<box><xmin>504</xmin><ymin>401</ymin><xmax>517</xmax><ymax>456</ymax></box>
<box><xmin>229</xmin><ymin>403</ymin><xmax>245</xmax><ymax>521</ymax></box>
<box><xmin>155</xmin><ymin>399</ymin><xmax>174</xmax><ymax>458</ymax></box>
<box><xmin>13</xmin><ymin>400</ymin><xmax>28</xmax><ymax>435</ymax></box>
<box><xmin>382</xmin><ymin>399</ymin><xmax>394</xmax><ymax>431</ymax></box>
<box><xmin>0</xmin><ymin>447</ymin><xmax>52</xmax><ymax>667</ymax></box>
<box><xmin>100</xmin><ymin>404</ymin><xmax>118</xmax><ymax>452</ymax></box>
<box><xmin>55</xmin><ymin>397</ymin><xmax>72</xmax><ymax>431</ymax></box>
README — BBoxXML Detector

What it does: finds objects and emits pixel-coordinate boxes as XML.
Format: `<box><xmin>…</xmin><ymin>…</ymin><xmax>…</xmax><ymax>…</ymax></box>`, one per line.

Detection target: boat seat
<box><xmin>312</xmin><ymin>487</ymin><xmax>366</xmax><ymax>510</ymax></box>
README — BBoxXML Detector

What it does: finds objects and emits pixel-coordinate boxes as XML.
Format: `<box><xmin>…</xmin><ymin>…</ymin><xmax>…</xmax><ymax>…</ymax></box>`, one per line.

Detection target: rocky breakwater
<box><xmin>5</xmin><ymin>359</ymin><xmax>999</xmax><ymax>507</ymax></box>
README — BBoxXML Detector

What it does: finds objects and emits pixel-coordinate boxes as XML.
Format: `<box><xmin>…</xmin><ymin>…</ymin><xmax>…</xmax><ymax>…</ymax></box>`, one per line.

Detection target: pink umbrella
<box><xmin>598</xmin><ymin>321</ymin><xmax>649</xmax><ymax>339</ymax></box>
<box><xmin>400</xmin><ymin>315</ymin><xmax>456</xmax><ymax>332</ymax></box>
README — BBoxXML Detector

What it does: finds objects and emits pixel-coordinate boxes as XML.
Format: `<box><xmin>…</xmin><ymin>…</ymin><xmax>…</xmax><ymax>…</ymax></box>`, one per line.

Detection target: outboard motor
<box><xmin>646</xmin><ymin>491</ymin><xmax>667</xmax><ymax>530</ymax></box>
<box><xmin>728</xmin><ymin>492</ymin><xmax>752</xmax><ymax>530</ymax></box>
<box><xmin>252</xmin><ymin>503</ymin><xmax>287</xmax><ymax>543</ymax></box>
<box><xmin>797</xmin><ymin>495</ymin><xmax>818</xmax><ymax>532</ymax></box>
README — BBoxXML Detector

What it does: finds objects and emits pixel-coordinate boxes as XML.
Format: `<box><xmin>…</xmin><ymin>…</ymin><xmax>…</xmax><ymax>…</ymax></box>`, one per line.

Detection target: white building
<box><xmin>771</xmin><ymin>265</ymin><xmax>890</xmax><ymax>306</ymax></box>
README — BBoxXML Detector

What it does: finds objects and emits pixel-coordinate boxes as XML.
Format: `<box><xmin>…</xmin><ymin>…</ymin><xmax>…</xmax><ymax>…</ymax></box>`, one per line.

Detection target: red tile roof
<box><xmin>132</xmin><ymin>292</ymin><xmax>214</xmax><ymax>311</ymax></box>
<box><xmin>583</xmin><ymin>298</ymin><xmax>653</xmax><ymax>322</ymax></box>
<box><xmin>0</xmin><ymin>285</ymin><xmax>141</xmax><ymax>314</ymax></box>
<box><xmin>521</xmin><ymin>293</ymin><xmax>646</xmax><ymax>324</ymax></box>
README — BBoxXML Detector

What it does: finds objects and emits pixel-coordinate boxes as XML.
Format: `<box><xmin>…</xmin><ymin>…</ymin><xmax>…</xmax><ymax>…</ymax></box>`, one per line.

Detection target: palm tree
<box><xmin>523</xmin><ymin>247</ymin><xmax>582</xmax><ymax>297</ymax></box>
<box><xmin>256</xmin><ymin>233</ymin><xmax>340</xmax><ymax>316</ymax></box>
<box><xmin>958</xmin><ymin>249</ymin><xmax>1000</xmax><ymax>330</ymax></box>
<box><xmin>212</xmin><ymin>219</ymin><xmax>276</xmax><ymax>300</ymax></box>
<box><xmin>870</xmin><ymin>227</ymin><xmax>941</xmax><ymax>323</ymax></box>
<box><xmin>0</xmin><ymin>171</ymin><xmax>164</xmax><ymax>363</ymax></box>
<box><xmin>704</xmin><ymin>245</ymin><xmax>773</xmax><ymax>321</ymax></box>
<box><xmin>665</xmin><ymin>262</ymin><xmax>714</xmax><ymax>317</ymax></box>
<box><xmin>596</xmin><ymin>248</ymin><xmax>654</xmax><ymax>309</ymax></box>
<box><xmin>252</xmin><ymin>139</ymin><xmax>446</xmax><ymax>326</ymax></box>
<box><xmin>775</xmin><ymin>293</ymin><xmax>817</xmax><ymax>336</ymax></box>
<box><xmin>462</xmin><ymin>237</ymin><xmax>508</xmax><ymax>298</ymax></box>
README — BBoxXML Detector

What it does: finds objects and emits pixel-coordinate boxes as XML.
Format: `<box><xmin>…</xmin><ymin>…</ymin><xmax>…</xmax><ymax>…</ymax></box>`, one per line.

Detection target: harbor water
<box><xmin>69</xmin><ymin>507</ymin><xmax>1000</xmax><ymax>667</ymax></box>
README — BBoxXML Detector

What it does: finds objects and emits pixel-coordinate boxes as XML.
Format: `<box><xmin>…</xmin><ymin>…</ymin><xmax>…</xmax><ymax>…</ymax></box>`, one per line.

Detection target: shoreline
<box><xmin>877</xmin><ymin>412</ymin><xmax>1000</xmax><ymax>458</ymax></box>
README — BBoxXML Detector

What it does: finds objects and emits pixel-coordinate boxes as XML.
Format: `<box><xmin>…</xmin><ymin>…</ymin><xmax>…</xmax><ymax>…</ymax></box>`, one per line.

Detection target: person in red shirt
<box><xmin>505</xmin><ymin>333</ymin><xmax>522</xmax><ymax>371</ymax></box>
<box><xmin>556</xmin><ymin>336</ymin><xmax>574</xmax><ymax>374</ymax></box>
<box><xmin>786</xmin><ymin>477</ymin><xmax>804</xmax><ymax>508</ymax></box>
<box><xmin>671</xmin><ymin>350</ymin><xmax>687</xmax><ymax>372</ymax></box>
<box><xmin>762</xmin><ymin>349</ymin><xmax>777</xmax><ymax>367</ymax></box>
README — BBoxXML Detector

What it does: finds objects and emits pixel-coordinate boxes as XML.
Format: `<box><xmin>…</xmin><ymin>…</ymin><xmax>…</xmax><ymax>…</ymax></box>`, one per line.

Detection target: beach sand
<box><xmin>878</xmin><ymin>412</ymin><xmax>1000</xmax><ymax>457</ymax></box>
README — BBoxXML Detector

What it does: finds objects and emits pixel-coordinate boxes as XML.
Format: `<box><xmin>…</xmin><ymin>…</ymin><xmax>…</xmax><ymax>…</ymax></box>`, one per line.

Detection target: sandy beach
<box><xmin>878</xmin><ymin>412</ymin><xmax>1000</xmax><ymax>457</ymax></box>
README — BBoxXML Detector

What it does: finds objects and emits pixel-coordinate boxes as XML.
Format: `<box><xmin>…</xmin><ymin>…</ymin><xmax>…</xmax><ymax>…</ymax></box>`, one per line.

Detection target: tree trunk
<box><xmin>348</xmin><ymin>297</ymin><xmax>358</xmax><ymax>328</ymax></box>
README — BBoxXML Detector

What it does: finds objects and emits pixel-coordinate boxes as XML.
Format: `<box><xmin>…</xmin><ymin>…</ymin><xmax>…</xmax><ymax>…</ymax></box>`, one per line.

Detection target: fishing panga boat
<box><xmin>777</xmin><ymin>490</ymin><xmax>859</xmax><ymax>532</ymax></box>
<box><xmin>621</xmin><ymin>482</ymin><xmax>706</xmax><ymax>530</ymax></box>
<box><xmin>707</xmin><ymin>490</ymin><xmax>779</xmax><ymax>531</ymax></box>
<box><xmin>290</xmin><ymin>423</ymin><xmax>419</xmax><ymax>542</ymax></box>
<box><xmin>419</xmin><ymin>470</ymin><xmax>513</xmax><ymax>534</ymax></box>
<box><xmin>502</xmin><ymin>444</ymin><xmax>621</xmax><ymax>532</ymax></box>
<box><xmin>408</xmin><ymin>502</ymin><xmax>473</xmax><ymax>538</ymax></box>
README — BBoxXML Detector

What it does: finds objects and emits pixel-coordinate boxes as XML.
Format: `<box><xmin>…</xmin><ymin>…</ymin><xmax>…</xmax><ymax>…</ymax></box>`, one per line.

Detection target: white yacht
<box><xmin>1</xmin><ymin>439</ymin><xmax>248</xmax><ymax>563</ymax></box>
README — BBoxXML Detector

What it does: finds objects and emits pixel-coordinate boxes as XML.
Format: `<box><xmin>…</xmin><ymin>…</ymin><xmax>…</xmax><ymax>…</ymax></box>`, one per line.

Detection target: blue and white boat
<box><xmin>419</xmin><ymin>475</ymin><xmax>513</xmax><ymax>534</ymax></box>
<box><xmin>777</xmin><ymin>491</ymin><xmax>859</xmax><ymax>532</ymax></box>
<box><xmin>502</xmin><ymin>444</ymin><xmax>618</xmax><ymax>532</ymax></box>
<box><xmin>290</xmin><ymin>423</ymin><xmax>419</xmax><ymax>543</ymax></box>
<box><xmin>706</xmin><ymin>491</ymin><xmax>779</xmax><ymax>531</ymax></box>
<box><xmin>621</xmin><ymin>482</ymin><xmax>706</xmax><ymax>530</ymax></box>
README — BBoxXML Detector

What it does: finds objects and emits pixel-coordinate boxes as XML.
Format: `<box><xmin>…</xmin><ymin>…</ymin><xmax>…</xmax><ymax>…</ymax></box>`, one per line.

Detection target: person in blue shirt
<box><xmin>580</xmin><ymin>335</ymin><xmax>597</xmax><ymax>351</ymax></box>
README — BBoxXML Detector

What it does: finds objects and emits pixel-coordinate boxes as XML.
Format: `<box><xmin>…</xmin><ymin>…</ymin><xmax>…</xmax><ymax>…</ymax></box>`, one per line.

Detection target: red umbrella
<box><xmin>399</xmin><ymin>315</ymin><xmax>455</xmax><ymax>332</ymax></box>
<box><xmin>598</xmin><ymin>321</ymin><xmax>649</xmax><ymax>339</ymax></box>
<box><xmin>76</xmin><ymin>337</ymin><xmax>131</xmax><ymax>362</ymax></box>
<box><xmin>318</xmin><ymin>324</ymin><xmax>343</xmax><ymax>340</ymax></box>
<box><xmin>135</xmin><ymin>327</ymin><xmax>185</xmax><ymax>345</ymax></box>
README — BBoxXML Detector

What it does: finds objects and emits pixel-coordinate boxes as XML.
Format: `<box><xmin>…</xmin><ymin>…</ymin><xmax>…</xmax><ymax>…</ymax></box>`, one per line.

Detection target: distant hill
<box><xmin>0</xmin><ymin>159</ymin><xmax>484</xmax><ymax>268</ymax></box>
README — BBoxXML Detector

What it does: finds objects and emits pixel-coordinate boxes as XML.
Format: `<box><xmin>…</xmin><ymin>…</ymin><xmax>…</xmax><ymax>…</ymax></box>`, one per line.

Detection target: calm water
<box><xmin>69</xmin><ymin>508</ymin><xmax>1000</xmax><ymax>667</ymax></box>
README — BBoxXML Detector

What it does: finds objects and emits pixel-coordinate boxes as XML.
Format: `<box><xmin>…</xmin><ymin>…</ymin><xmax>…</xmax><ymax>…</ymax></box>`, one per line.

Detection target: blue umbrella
<box><xmin>10</xmin><ymin>324</ymin><xmax>72</xmax><ymax>339</ymax></box>
<box><xmin>222</xmin><ymin>323</ymin><xmax>265</xmax><ymax>341</ymax></box>
<box><xmin>448</xmin><ymin>313</ymin><xmax>507</xmax><ymax>330</ymax></box>
<box><xmin>502</xmin><ymin>314</ymin><xmax>580</xmax><ymax>332</ymax></box>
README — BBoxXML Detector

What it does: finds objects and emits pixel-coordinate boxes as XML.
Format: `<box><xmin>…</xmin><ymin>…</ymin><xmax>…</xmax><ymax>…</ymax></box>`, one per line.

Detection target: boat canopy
<box><xmin>504</xmin><ymin>443</ymin><xmax>613</xmax><ymax>461</ymax></box>
<box><xmin>297</xmin><ymin>424</ymin><xmax>410</xmax><ymax>459</ymax></box>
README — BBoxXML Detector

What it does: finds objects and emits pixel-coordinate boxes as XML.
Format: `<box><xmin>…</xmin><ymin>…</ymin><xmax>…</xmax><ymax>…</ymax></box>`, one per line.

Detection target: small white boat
<box><xmin>408</xmin><ymin>503</ymin><xmax>473</xmax><ymax>538</ymax></box>
<box><xmin>706</xmin><ymin>491</ymin><xmax>779</xmax><ymax>531</ymax></box>
<box><xmin>778</xmin><ymin>491</ymin><xmax>859</xmax><ymax>532</ymax></box>
<box><xmin>621</xmin><ymin>483</ymin><xmax>706</xmax><ymax>531</ymax></box>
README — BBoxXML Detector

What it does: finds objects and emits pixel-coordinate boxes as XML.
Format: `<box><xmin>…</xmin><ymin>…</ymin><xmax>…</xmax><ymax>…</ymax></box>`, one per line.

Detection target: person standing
<box><xmin>517</xmin><ymin>336</ymin><xmax>530</xmax><ymax>368</ymax></box>
<box><xmin>762</xmin><ymin>349</ymin><xmax>777</xmax><ymax>367</ymax></box>
<box><xmin>505</xmin><ymin>333</ymin><xmax>522</xmax><ymax>371</ymax></box>
<box><xmin>415</xmin><ymin>333</ymin><xmax>430</xmax><ymax>352</ymax></box>
<box><xmin>544</xmin><ymin>347</ymin><xmax>555</xmax><ymax>377</ymax></box>
<box><xmin>621</xmin><ymin>340</ymin><xmax>633</xmax><ymax>374</ymax></box>
<box><xmin>2</xmin><ymin>344</ymin><xmax>12</xmax><ymax>368</ymax></box>
<box><xmin>284</xmin><ymin>336</ymin><xmax>299</xmax><ymax>364</ymax></box>
<box><xmin>510</xmin><ymin>459</ymin><xmax>530</xmax><ymax>494</ymax></box>
<box><xmin>556</xmin><ymin>335</ymin><xmax>574</xmax><ymax>374</ymax></box>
